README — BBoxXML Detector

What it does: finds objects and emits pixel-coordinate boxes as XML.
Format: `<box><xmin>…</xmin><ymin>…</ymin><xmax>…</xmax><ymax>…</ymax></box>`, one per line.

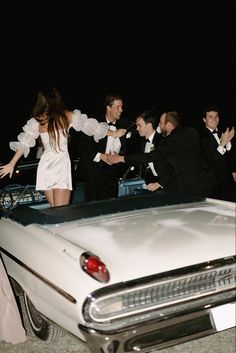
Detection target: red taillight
<box><xmin>80</xmin><ymin>253</ymin><xmax>110</xmax><ymax>283</ymax></box>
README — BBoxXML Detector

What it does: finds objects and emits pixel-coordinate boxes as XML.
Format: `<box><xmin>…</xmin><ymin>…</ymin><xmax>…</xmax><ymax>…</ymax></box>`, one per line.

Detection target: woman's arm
<box><xmin>0</xmin><ymin>118</ymin><xmax>39</xmax><ymax>179</ymax></box>
<box><xmin>107</xmin><ymin>129</ymin><xmax>126</xmax><ymax>138</ymax></box>
<box><xmin>69</xmin><ymin>110</ymin><xmax>126</xmax><ymax>141</ymax></box>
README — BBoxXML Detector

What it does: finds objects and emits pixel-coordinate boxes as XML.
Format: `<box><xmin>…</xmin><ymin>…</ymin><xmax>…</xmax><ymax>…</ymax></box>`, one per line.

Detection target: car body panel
<box><xmin>0</xmin><ymin>190</ymin><xmax>235</xmax><ymax>353</ymax></box>
<box><xmin>47</xmin><ymin>202</ymin><xmax>235</xmax><ymax>281</ymax></box>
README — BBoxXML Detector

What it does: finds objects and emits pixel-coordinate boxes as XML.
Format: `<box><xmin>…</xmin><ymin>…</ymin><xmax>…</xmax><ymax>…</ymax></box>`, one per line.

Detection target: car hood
<box><xmin>47</xmin><ymin>201</ymin><xmax>235</xmax><ymax>282</ymax></box>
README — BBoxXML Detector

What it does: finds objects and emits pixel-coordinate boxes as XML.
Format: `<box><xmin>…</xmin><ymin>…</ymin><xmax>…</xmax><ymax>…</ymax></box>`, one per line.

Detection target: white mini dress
<box><xmin>36</xmin><ymin>131</ymin><xmax>72</xmax><ymax>190</ymax></box>
<box><xmin>10</xmin><ymin>110</ymin><xmax>108</xmax><ymax>191</ymax></box>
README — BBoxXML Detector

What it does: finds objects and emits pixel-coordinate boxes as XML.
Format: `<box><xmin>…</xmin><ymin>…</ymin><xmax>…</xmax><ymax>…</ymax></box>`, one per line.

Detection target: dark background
<box><xmin>1</xmin><ymin>0</ymin><xmax>235</xmax><ymax>165</ymax></box>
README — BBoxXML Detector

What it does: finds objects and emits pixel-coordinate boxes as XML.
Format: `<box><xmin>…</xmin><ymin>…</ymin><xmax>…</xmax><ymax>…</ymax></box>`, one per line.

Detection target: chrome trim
<box><xmin>0</xmin><ymin>247</ymin><xmax>76</xmax><ymax>304</ymax></box>
<box><xmin>82</xmin><ymin>256</ymin><xmax>235</xmax><ymax>329</ymax></box>
<box><xmin>79</xmin><ymin>309</ymin><xmax>217</xmax><ymax>353</ymax></box>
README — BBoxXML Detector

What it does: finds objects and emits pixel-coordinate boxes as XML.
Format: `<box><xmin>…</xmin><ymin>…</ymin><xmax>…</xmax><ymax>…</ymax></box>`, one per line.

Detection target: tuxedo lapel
<box><xmin>206</xmin><ymin>128</ymin><xmax>219</xmax><ymax>147</ymax></box>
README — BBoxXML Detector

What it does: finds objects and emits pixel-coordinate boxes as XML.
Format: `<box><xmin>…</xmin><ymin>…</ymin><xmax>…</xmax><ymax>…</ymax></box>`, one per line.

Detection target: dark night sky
<box><xmin>1</xmin><ymin>0</ymin><xmax>235</xmax><ymax>162</ymax></box>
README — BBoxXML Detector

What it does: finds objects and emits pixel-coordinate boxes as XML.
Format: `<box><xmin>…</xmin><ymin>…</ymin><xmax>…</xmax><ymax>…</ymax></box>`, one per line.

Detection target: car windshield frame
<box><xmin>0</xmin><ymin>191</ymin><xmax>205</xmax><ymax>226</ymax></box>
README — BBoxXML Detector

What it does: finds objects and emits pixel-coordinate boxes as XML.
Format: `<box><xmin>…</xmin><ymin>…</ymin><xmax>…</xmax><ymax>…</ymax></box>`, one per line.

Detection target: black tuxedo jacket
<box><xmin>199</xmin><ymin>127</ymin><xmax>236</xmax><ymax>200</ymax></box>
<box><xmin>125</xmin><ymin>126</ymin><xmax>217</xmax><ymax>198</ymax></box>
<box><xmin>78</xmin><ymin>116</ymin><xmax>130</xmax><ymax>163</ymax></box>
<box><xmin>77</xmin><ymin>116</ymin><xmax>131</xmax><ymax>200</ymax></box>
<box><xmin>143</xmin><ymin>131</ymin><xmax>163</xmax><ymax>152</ymax></box>
<box><xmin>139</xmin><ymin>131</ymin><xmax>163</xmax><ymax>184</ymax></box>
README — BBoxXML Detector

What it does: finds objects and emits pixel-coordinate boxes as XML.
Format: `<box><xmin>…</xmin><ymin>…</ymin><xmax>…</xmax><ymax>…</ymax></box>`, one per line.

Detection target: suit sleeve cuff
<box><xmin>217</xmin><ymin>145</ymin><xmax>226</xmax><ymax>155</ymax></box>
<box><xmin>94</xmin><ymin>153</ymin><xmax>101</xmax><ymax>162</ymax></box>
<box><xmin>226</xmin><ymin>141</ymin><xmax>232</xmax><ymax>151</ymax></box>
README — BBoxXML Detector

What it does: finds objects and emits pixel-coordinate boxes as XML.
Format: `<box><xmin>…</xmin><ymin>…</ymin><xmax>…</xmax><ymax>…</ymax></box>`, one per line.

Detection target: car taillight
<box><xmin>82</xmin><ymin>257</ymin><xmax>236</xmax><ymax>330</ymax></box>
<box><xmin>80</xmin><ymin>252</ymin><xmax>110</xmax><ymax>283</ymax></box>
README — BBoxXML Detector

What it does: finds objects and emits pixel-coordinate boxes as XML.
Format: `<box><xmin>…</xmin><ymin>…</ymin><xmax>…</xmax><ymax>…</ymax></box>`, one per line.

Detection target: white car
<box><xmin>0</xmin><ymin>184</ymin><xmax>235</xmax><ymax>353</ymax></box>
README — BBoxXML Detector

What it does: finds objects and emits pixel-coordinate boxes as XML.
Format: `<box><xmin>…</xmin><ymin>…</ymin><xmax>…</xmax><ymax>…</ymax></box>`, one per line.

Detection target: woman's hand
<box><xmin>106</xmin><ymin>129</ymin><xmax>126</xmax><ymax>138</ymax></box>
<box><xmin>0</xmin><ymin>163</ymin><xmax>14</xmax><ymax>178</ymax></box>
<box><xmin>115</xmin><ymin>129</ymin><xmax>126</xmax><ymax>137</ymax></box>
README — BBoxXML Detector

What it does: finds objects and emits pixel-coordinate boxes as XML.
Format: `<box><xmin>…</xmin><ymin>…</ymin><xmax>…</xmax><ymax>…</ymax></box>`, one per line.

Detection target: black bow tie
<box><xmin>145</xmin><ymin>138</ymin><xmax>150</xmax><ymax>142</ymax></box>
<box><xmin>212</xmin><ymin>130</ymin><xmax>218</xmax><ymax>134</ymax></box>
<box><xmin>108</xmin><ymin>122</ymin><xmax>116</xmax><ymax>126</ymax></box>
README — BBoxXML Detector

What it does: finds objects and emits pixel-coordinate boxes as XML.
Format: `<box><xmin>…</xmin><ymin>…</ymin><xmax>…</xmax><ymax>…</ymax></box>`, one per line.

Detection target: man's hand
<box><xmin>228</xmin><ymin>126</ymin><xmax>235</xmax><ymax>142</ymax></box>
<box><xmin>147</xmin><ymin>182</ymin><xmax>163</xmax><ymax>192</ymax></box>
<box><xmin>101</xmin><ymin>153</ymin><xmax>125</xmax><ymax>165</ymax></box>
<box><xmin>220</xmin><ymin>127</ymin><xmax>235</xmax><ymax>146</ymax></box>
<box><xmin>232</xmin><ymin>172</ymin><xmax>236</xmax><ymax>183</ymax></box>
<box><xmin>220</xmin><ymin>128</ymin><xmax>230</xmax><ymax>147</ymax></box>
<box><xmin>100</xmin><ymin>153</ymin><xmax>110</xmax><ymax>164</ymax></box>
<box><xmin>107</xmin><ymin>153</ymin><xmax>124</xmax><ymax>164</ymax></box>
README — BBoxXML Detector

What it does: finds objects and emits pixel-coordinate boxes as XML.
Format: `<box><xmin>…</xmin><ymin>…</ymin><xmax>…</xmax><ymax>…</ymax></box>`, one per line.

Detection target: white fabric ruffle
<box><xmin>9</xmin><ymin>110</ymin><xmax>109</xmax><ymax>159</ymax></box>
<box><xmin>9</xmin><ymin>118</ymin><xmax>39</xmax><ymax>158</ymax></box>
<box><xmin>0</xmin><ymin>258</ymin><xmax>26</xmax><ymax>343</ymax></box>
<box><xmin>70</xmin><ymin>109</ymin><xmax>108</xmax><ymax>142</ymax></box>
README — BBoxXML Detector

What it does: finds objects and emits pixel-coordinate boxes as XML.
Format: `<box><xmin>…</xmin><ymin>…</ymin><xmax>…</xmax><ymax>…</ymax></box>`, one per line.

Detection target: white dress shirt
<box><xmin>144</xmin><ymin>132</ymin><xmax>158</xmax><ymax>177</ymax></box>
<box><xmin>94</xmin><ymin>120</ymin><xmax>121</xmax><ymax>162</ymax></box>
<box><xmin>105</xmin><ymin>124</ymin><xmax>121</xmax><ymax>154</ymax></box>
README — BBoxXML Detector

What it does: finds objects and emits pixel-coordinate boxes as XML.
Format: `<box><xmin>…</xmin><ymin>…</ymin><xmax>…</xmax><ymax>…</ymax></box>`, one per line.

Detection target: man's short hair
<box><xmin>104</xmin><ymin>94</ymin><xmax>123</xmax><ymax>108</ymax></box>
<box><xmin>165</xmin><ymin>111</ymin><xmax>181</xmax><ymax>128</ymax></box>
<box><xmin>201</xmin><ymin>106</ymin><xmax>220</xmax><ymax>118</ymax></box>
<box><xmin>135</xmin><ymin>108</ymin><xmax>159</xmax><ymax>130</ymax></box>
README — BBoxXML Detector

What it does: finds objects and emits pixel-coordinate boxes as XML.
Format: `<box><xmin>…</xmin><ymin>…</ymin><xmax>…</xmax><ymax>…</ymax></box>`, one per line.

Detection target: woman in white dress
<box><xmin>0</xmin><ymin>86</ymin><xmax>126</xmax><ymax>206</ymax></box>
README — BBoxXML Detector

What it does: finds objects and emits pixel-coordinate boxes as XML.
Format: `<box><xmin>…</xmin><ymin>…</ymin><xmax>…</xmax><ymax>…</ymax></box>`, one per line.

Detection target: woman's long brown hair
<box><xmin>31</xmin><ymin>86</ymin><xmax>70</xmax><ymax>151</ymax></box>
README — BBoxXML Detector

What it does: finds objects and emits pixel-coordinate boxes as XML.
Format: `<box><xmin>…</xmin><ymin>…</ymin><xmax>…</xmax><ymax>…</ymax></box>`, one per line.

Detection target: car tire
<box><xmin>21</xmin><ymin>292</ymin><xmax>64</xmax><ymax>341</ymax></box>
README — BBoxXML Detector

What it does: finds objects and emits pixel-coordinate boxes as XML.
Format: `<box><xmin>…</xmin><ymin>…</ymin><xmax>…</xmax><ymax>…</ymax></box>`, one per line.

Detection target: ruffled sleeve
<box><xmin>70</xmin><ymin>109</ymin><xmax>109</xmax><ymax>142</ymax></box>
<box><xmin>9</xmin><ymin>118</ymin><xmax>39</xmax><ymax>158</ymax></box>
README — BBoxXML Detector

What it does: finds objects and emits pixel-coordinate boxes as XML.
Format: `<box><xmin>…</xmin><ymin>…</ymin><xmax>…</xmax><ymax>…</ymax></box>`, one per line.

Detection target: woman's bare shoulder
<box><xmin>65</xmin><ymin>110</ymin><xmax>74</xmax><ymax>123</ymax></box>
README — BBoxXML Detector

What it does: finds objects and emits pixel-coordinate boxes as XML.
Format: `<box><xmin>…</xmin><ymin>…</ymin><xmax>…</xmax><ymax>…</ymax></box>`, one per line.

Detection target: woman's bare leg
<box><xmin>53</xmin><ymin>189</ymin><xmax>71</xmax><ymax>206</ymax></box>
<box><xmin>44</xmin><ymin>190</ymin><xmax>54</xmax><ymax>207</ymax></box>
<box><xmin>44</xmin><ymin>189</ymin><xmax>71</xmax><ymax>207</ymax></box>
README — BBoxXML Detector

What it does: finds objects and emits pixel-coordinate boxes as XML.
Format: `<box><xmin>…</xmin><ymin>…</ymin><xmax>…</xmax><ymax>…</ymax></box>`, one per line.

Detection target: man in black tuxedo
<box><xmin>133</xmin><ymin>108</ymin><xmax>163</xmax><ymax>187</ymax></box>
<box><xmin>77</xmin><ymin>93</ymin><xmax>131</xmax><ymax>201</ymax></box>
<box><xmin>200</xmin><ymin>106</ymin><xmax>236</xmax><ymax>202</ymax></box>
<box><xmin>107</xmin><ymin>111</ymin><xmax>217</xmax><ymax>198</ymax></box>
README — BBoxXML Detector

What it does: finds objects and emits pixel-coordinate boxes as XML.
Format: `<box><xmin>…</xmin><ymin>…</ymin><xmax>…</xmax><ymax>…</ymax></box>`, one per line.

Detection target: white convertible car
<box><xmin>0</xmin><ymin>183</ymin><xmax>235</xmax><ymax>353</ymax></box>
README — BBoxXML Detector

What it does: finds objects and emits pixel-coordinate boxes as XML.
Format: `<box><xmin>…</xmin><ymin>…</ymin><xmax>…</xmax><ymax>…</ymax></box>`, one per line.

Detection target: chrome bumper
<box><xmin>80</xmin><ymin>301</ymin><xmax>235</xmax><ymax>353</ymax></box>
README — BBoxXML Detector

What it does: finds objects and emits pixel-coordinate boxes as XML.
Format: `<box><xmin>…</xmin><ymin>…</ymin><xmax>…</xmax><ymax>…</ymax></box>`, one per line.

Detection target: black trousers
<box><xmin>85</xmin><ymin>163</ymin><xmax>126</xmax><ymax>201</ymax></box>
